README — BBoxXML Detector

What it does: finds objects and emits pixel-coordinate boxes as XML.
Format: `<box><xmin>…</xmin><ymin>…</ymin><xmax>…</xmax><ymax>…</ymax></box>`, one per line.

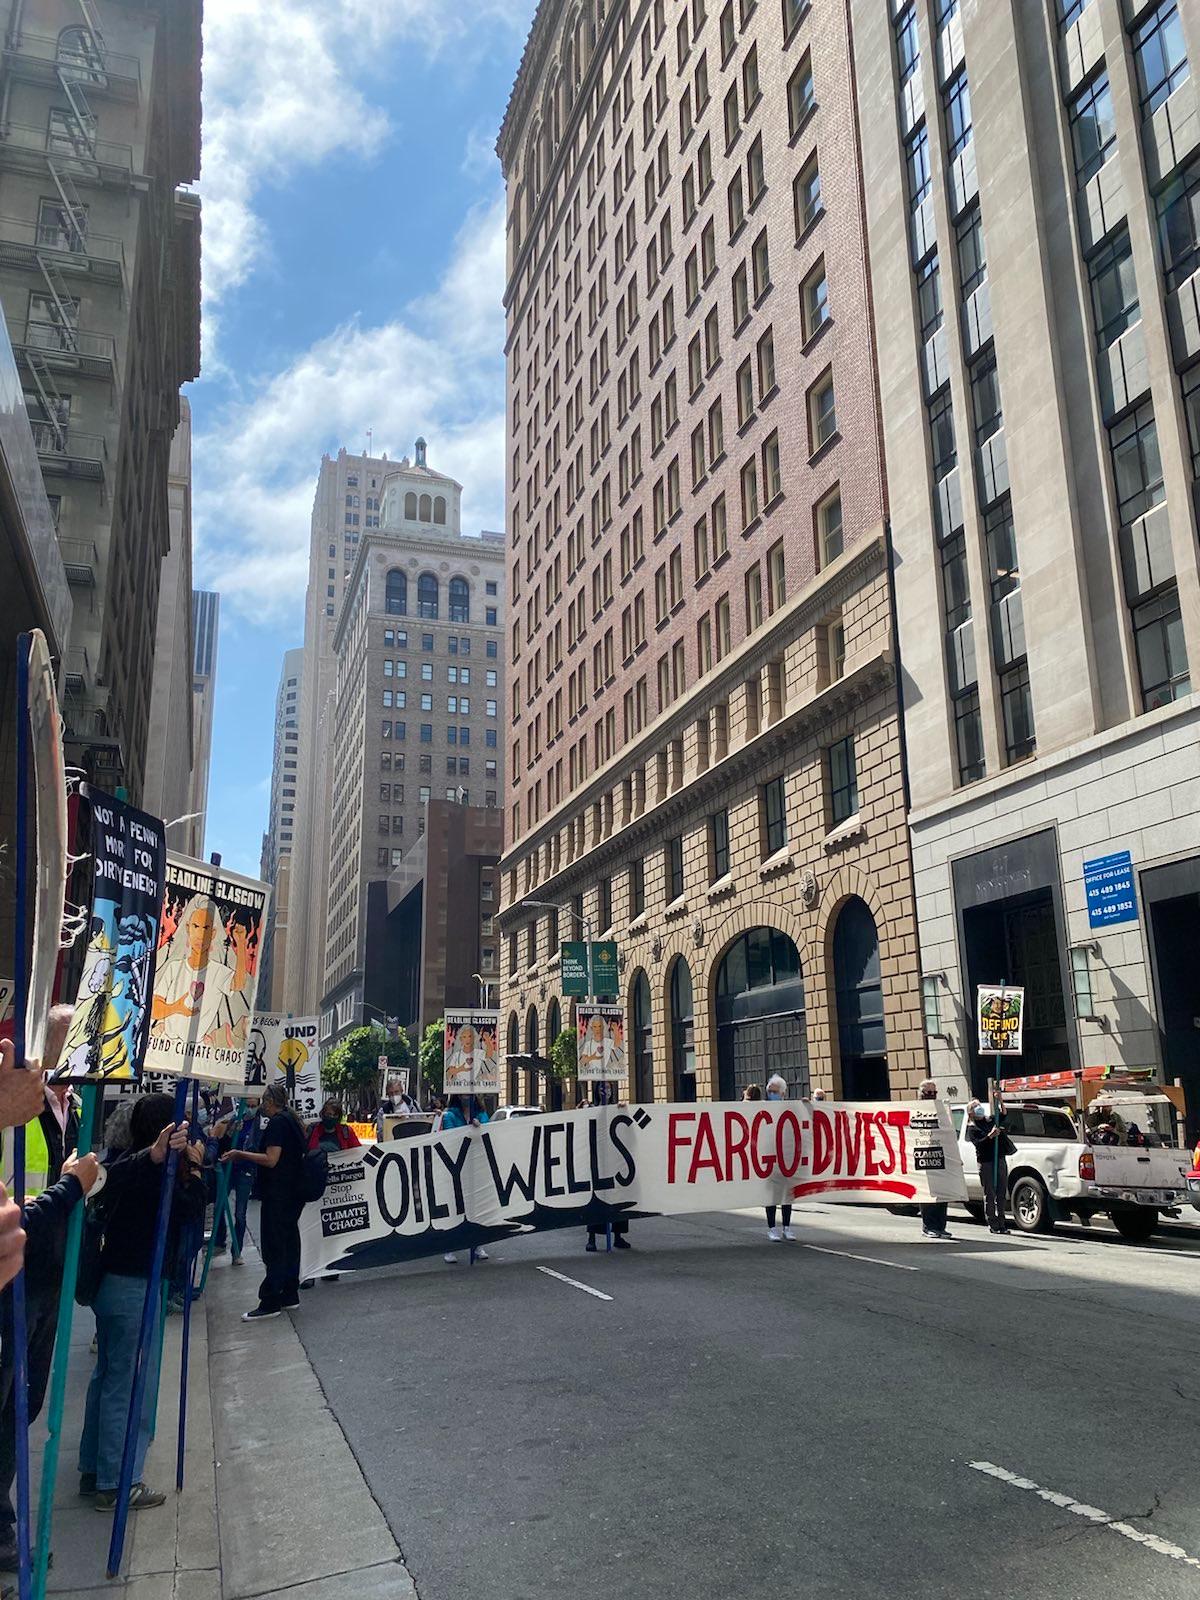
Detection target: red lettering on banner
<box><xmin>667</xmin><ymin>1113</ymin><xmax>695</xmax><ymax>1183</ymax></box>
<box><xmin>792</xmin><ymin>1177</ymin><xmax>917</xmax><ymax>1200</ymax></box>
<box><xmin>862</xmin><ymin>1114</ymin><xmax>880</xmax><ymax>1177</ymax></box>
<box><xmin>873</xmin><ymin>1111</ymin><xmax>895</xmax><ymax>1176</ymax></box>
<box><xmin>886</xmin><ymin>1109</ymin><xmax>910</xmax><ymax>1172</ymax></box>
<box><xmin>837</xmin><ymin>1109</ymin><xmax>863</xmax><ymax>1175</ymax></box>
<box><xmin>724</xmin><ymin>1111</ymin><xmax>751</xmax><ymax>1181</ymax></box>
<box><xmin>811</xmin><ymin>1109</ymin><xmax>834</xmax><ymax>1175</ymax></box>
<box><xmin>688</xmin><ymin>1114</ymin><xmax>723</xmax><ymax>1184</ymax></box>
<box><xmin>750</xmin><ymin>1109</ymin><xmax>776</xmax><ymax>1178</ymax></box>
<box><xmin>775</xmin><ymin>1110</ymin><xmax>803</xmax><ymax>1178</ymax></box>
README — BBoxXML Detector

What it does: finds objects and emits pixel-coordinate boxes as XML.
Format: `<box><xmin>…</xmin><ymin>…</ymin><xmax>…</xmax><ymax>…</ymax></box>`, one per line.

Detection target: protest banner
<box><xmin>52</xmin><ymin>790</ymin><xmax>166</xmax><ymax>1082</ymax></box>
<box><xmin>244</xmin><ymin>1015</ymin><xmax>321</xmax><ymax>1118</ymax></box>
<box><xmin>145</xmin><ymin>854</ymin><xmax>269</xmax><ymax>1083</ymax></box>
<box><xmin>976</xmin><ymin>985</ymin><xmax>1025</xmax><ymax>1056</ymax></box>
<box><xmin>299</xmin><ymin>1098</ymin><xmax>966</xmax><ymax>1277</ymax></box>
<box><xmin>0</xmin><ymin>979</ymin><xmax>12</xmax><ymax>1024</ymax></box>
<box><xmin>576</xmin><ymin>1003</ymin><xmax>625</xmax><ymax>1082</ymax></box>
<box><xmin>444</xmin><ymin>1010</ymin><xmax>500</xmax><ymax>1096</ymax></box>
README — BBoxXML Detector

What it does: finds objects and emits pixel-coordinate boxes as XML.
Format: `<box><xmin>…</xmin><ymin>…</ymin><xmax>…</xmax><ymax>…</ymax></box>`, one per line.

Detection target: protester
<box><xmin>585</xmin><ymin>1085</ymin><xmax>631</xmax><ymax>1253</ymax></box>
<box><xmin>78</xmin><ymin>1095</ymin><xmax>204</xmax><ymax>1512</ymax></box>
<box><xmin>308</xmin><ymin>1100</ymin><xmax>361</xmax><ymax>1154</ymax></box>
<box><xmin>223</xmin><ymin>1083</ymin><xmax>306</xmax><ymax>1320</ymax></box>
<box><xmin>812</xmin><ymin>1088</ymin><xmax>828</xmax><ymax>1102</ymax></box>
<box><xmin>0</xmin><ymin>1008</ymin><xmax>102</xmax><ymax>1566</ymax></box>
<box><xmin>742</xmin><ymin>1084</ymin><xmax>763</xmax><ymax>1102</ymax></box>
<box><xmin>439</xmin><ymin>1096</ymin><xmax>489</xmax><ymax>1264</ymax></box>
<box><xmin>966</xmin><ymin>1098</ymin><xmax>1017</xmax><ymax>1234</ymax></box>
<box><xmin>211</xmin><ymin>1101</ymin><xmax>260</xmax><ymax>1263</ymax></box>
<box><xmin>763</xmin><ymin>1075</ymin><xmax>795</xmax><ymax>1241</ymax></box>
<box><xmin>916</xmin><ymin>1079</ymin><xmax>952</xmax><ymax>1241</ymax></box>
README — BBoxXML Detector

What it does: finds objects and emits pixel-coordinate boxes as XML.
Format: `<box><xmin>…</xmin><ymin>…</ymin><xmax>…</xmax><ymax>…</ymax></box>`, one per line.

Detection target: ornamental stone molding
<box><xmin>800</xmin><ymin>867</ymin><xmax>820</xmax><ymax>909</ymax></box>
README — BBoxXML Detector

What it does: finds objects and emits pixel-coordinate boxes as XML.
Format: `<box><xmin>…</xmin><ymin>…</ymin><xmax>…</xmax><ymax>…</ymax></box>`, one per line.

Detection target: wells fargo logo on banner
<box><xmin>300</xmin><ymin>1099</ymin><xmax>965</xmax><ymax>1277</ymax></box>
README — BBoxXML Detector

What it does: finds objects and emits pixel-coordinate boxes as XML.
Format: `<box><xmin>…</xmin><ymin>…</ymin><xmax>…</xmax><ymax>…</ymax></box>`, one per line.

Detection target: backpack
<box><xmin>75</xmin><ymin>1192</ymin><xmax>111</xmax><ymax>1308</ymax></box>
<box><xmin>297</xmin><ymin>1148</ymin><xmax>329</xmax><ymax>1203</ymax></box>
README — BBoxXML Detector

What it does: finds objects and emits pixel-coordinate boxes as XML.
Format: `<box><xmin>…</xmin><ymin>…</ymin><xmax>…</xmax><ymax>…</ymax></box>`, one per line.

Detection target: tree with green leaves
<box><xmin>549</xmin><ymin>1026</ymin><xmax>577</xmax><ymax>1080</ymax></box>
<box><xmin>323</xmin><ymin>1026</ymin><xmax>412</xmax><ymax>1114</ymax></box>
<box><xmin>419</xmin><ymin>1020</ymin><xmax>445</xmax><ymax>1098</ymax></box>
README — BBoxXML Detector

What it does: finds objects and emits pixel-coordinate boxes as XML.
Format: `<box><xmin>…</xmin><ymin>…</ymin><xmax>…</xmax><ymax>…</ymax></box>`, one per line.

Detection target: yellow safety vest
<box><xmin>0</xmin><ymin>1107</ymin><xmax>69</xmax><ymax>1199</ymax></box>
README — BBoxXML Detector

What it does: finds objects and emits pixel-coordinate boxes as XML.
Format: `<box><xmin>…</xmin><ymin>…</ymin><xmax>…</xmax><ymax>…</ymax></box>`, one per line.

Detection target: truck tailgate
<box><xmin>1088</xmin><ymin>1146</ymin><xmax>1191</xmax><ymax>1203</ymax></box>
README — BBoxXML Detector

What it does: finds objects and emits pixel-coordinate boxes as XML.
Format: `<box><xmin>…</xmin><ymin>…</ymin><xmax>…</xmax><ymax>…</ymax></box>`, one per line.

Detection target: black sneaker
<box><xmin>79</xmin><ymin>1472</ymin><xmax>97</xmax><ymax>1497</ymax></box>
<box><xmin>241</xmin><ymin>1305</ymin><xmax>280</xmax><ymax>1322</ymax></box>
<box><xmin>585</xmin><ymin>1239</ymin><xmax>598</xmax><ymax>1252</ymax></box>
<box><xmin>282</xmin><ymin>1298</ymin><xmax>301</xmax><ymax>1311</ymax></box>
<box><xmin>613</xmin><ymin>1236</ymin><xmax>632</xmax><ymax>1250</ymax></box>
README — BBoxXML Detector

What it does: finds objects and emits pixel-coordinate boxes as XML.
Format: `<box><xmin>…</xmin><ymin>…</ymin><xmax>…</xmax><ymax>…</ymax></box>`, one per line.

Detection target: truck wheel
<box><xmin>1111</xmin><ymin>1209</ymin><xmax>1157</xmax><ymax>1243</ymax></box>
<box><xmin>1010</xmin><ymin>1175</ymin><xmax>1054</xmax><ymax>1234</ymax></box>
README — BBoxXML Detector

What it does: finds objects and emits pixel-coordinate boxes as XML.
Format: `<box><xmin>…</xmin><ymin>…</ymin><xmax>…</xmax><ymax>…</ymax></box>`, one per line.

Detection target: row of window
<box><xmin>383</xmin><ymin>570</ymin><xmax>499</xmax><ymax>623</ymax></box>
<box><xmin>380</xmin><ymin>721</ymin><xmax>499</xmax><ymax>743</ymax></box>
<box><xmin>381</xmin><ymin>627</ymin><xmax>499</xmax><ymax>658</ymax></box>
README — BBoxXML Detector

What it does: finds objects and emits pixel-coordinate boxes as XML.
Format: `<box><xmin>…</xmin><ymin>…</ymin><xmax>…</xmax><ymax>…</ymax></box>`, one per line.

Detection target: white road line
<box><xmin>535</xmin><ymin>1265</ymin><xmax>613</xmax><ymax>1302</ymax></box>
<box><xmin>799</xmin><ymin>1243</ymin><xmax>919</xmax><ymax>1273</ymax></box>
<box><xmin>969</xmin><ymin>1461</ymin><xmax>1200</xmax><ymax>1572</ymax></box>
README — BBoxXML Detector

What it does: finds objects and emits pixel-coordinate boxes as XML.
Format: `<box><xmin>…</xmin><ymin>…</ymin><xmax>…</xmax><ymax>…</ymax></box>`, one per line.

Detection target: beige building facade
<box><xmin>0</xmin><ymin>0</ymin><xmax>201</xmax><ymax>798</ymax></box>
<box><xmin>259</xmin><ymin>647</ymin><xmax>302</xmax><ymax>1011</ymax></box>
<box><xmin>495</xmin><ymin>0</ymin><xmax>926</xmax><ymax>1107</ymax></box>
<box><xmin>852</xmin><ymin>0</ymin><xmax>1200</xmax><ymax>1137</ymax></box>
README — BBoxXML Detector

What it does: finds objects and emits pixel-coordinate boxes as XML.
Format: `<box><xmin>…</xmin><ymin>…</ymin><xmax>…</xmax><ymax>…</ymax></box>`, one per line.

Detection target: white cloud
<box><xmin>192</xmin><ymin>194</ymin><xmax>508</xmax><ymax>623</ymax></box>
<box><xmin>200</xmin><ymin>0</ymin><xmax>527</xmax><ymax>312</ymax></box>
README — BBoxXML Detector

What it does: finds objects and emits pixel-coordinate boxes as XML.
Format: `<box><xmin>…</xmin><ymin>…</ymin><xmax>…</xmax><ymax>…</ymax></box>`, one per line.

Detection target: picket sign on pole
<box><xmin>197</xmin><ymin>1157</ymin><xmax>233</xmax><ymax>1293</ymax></box>
<box><xmin>11</xmin><ymin>634</ymin><xmax>35</xmax><ymax>1600</ymax></box>
<box><xmin>106</xmin><ymin>1074</ymin><xmax>191</xmax><ymax>1578</ymax></box>
<box><xmin>146</xmin><ymin>1278</ymin><xmax>168</xmax><ymax>1443</ymax></box>
<box><xmin>174</xmin><ymin>1083</ymin><xmax>202</xmax><ymax>1492</ymax></box>
<box><xmin>32</xmin><ymin>1082</ymin><xmax>98</xmax><ymax>1600</ymax></box>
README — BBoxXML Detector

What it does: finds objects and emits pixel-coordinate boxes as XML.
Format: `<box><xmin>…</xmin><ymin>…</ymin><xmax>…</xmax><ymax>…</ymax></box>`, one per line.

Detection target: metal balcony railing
<box><xmin>59</xmin><ymin>538</ymin><xmax>99</xmax><ymax>585</ymax></box>
<box><xmin>0</xmin><ymin>213</ymin><xmax>126</xmax><ymax>286</ymax></box>
<box><xmin>4</xmin><ymin>31</ymin><xmax>141</xmax><ymax>98</ymax></box>
<box><xmin>29</xmin><ymin>420</ymin><xmax>107</xmax><ymax>479</ymax></box>
<box><xmin>20</xmin><ymin>321</ymin><xmax>118</xmax><ymax>382</ymax></box>
<box><xmin>0</xmin><ymin>123</ymin><xmax>133</xmax><ymax>181</ymax></box>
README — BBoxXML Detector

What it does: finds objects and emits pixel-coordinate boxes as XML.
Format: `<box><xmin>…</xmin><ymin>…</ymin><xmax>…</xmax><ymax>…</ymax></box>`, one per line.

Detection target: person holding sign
<box><xmin>438</xmin><ymin>1097</ymin><xmax>489</xmax><ymax>1264</ymax></box>
<box><xmin>223</xmin><ymin>1084</ymin><xmax>306</xmax><ymax>1320</ymax></box>
<box><xmin>966</xmin><ymin>1099</ymin><xmax>1017</xmax><ymax>1234</ymax></box>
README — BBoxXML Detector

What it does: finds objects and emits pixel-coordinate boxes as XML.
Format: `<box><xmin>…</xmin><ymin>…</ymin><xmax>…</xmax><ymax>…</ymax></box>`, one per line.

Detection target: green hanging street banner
<box><xmin>561</xmin><ymin>941</ymin><xmax>590</xmax><ymax>995</ymax></box>
<box><xmin>591</xmin><ymin>941</ymin><xmax>619</xmax><ymax>997</ymax></box>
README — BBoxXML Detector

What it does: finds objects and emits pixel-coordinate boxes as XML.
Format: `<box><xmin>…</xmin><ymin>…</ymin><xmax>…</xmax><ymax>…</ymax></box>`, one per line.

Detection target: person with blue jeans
<box><xmin>79</xmin><ymin>1095</ymin><xmax>206</xmax><ymax>1512</ymax></box>
<box><xmin>210</xmin><ymin>1101</ymin><xmax>260</xmax><ymax>1262</ymax></box>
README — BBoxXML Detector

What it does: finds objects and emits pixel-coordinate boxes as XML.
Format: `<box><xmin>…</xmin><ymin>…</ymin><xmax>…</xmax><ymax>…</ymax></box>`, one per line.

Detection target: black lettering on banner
<box><xmin>608</xmin><ymin>1113</ymin><xmax>637</xmax><ymax>1188</ymax></box>
<box><xmin>913</xmin><ymin>1147</ymin><xmax>946</xmax><ymax>1171</ymax></box>
<box><xmin>322</xmin><ymin>1201</ymin><xmax>370</xmax><ymax>1238</ymax></box>
<box><xmin>587</xmin><ymin>1118</ymin><xmax>616</xmax><ymax>1191</ymax></box>
<box><xmin>481</xmin><ymin>1125</ymin><xmax>542</xmax><ymax>1206</ymax></box>
<box><xmin>375</xmin><ymin>1149</ymin><xmax>411</xmax><ymax>1228</ymax></box>
<box><xmin>542</xmin><ymin>1121</ymin><xmax>567</xmax><ymax>1198</ymax></box>
<box><xmin>432</xmin><ymin>1135</ymin><xmax>472</xmax><ymax>1217</ymax></box>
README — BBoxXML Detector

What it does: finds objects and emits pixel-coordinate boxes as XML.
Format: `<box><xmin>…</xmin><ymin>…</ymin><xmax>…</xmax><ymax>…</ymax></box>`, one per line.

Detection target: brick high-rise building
<box><xmin>852</xmin><ymin>0</ymin><xmax>1200</xmax><ymax>1134</ymax></box>
<box><xmin>495</xmin><ymin>0</ymin><xmax>925</xmax><ymax>1106</ymax></box>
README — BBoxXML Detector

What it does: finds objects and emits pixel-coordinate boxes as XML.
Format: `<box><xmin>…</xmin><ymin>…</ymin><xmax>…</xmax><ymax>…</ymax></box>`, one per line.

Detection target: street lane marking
<box><xmin>969</xmin><ymin>1461</ymin><xmax>1200</xmax><ymax>1572</ymax></box>
<box><xmin>799</xmin><ymin>1243</ymin><xmax>919</xmax><ymax>1273</ymax></box>
<box><xmin>535</xmin><ymin>1266</ymin><xmax>613</xmax><ymax>1302</ymax></box>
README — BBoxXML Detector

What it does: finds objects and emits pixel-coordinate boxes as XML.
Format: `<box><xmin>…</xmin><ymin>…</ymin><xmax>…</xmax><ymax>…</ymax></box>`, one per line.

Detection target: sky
<box><xmin>191</xmin><ymin>0</ymin><xmax>536</xmax><ymax>879</ymax></box>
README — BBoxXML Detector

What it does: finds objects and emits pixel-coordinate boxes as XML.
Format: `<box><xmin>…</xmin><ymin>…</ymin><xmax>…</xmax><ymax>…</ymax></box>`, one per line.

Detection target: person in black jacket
<box><xmin>966</xmin><ymin>1098</ymin><xmax>1017</xmax><ymax>1234</ymax></box>
<box><xmin>222</xmin><ymin>1084</ymin><xmax>306</xmax><ymax>1321</ymax></box>
<box><xmin>78</xmin><ymin>1095</ymin><xmax>205</xmax><ymax>1512</ymax></box>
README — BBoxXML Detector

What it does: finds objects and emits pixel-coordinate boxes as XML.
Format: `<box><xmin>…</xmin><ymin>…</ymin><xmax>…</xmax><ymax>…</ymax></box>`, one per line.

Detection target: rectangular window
<box><xmin>1108</xmin><ymin>400</ymin><xmax>1164</xmax><ymax>525</ymax></box>
<box><xmin>667</xmin><ymin>835</ymin><xmax>685</xmax><ymax>901</ymax></box>
<box><xmin>740</xmin><ymin>456</ymin><xmax>759</xmax><ymax>526</ymax></box>
<box><xmin>709</xmin><ymin>809</ymin><xmax>730</xmax><ymax>880</ymax></box>
<box><xmin>1132</xmin><ymin>2</ymin><xmax>1189</xmax><ymax>117</ymax></box>
<box><xmin>1156</xmin><ymin>155</ymin><xmax>1200</xmax><ymax>292</ymax></box>
<box><xmin>985</xmin><ymin>495</ymin><xmax>1020</xmax><ymax>602</ymax></box>
<box><xmin>940</xmin><ymin>532</ymin><xmax>971</xmax><ymax>630</ymax></box>
<box><xmin>1133</xmin><ymin>586</ymin><xmax>1191</xmax><ymax>708</ymax></box>
<box><xmin>956</xmin><ymin>204</ymin><xmax>986</xmax><ymax>297</ymax></box>
<box><xmin>906</xmin><ymin>126</ymin><xmax>931</xmax><ymax>209</ymax></box>
<box><xmin>808</xmin><ymin>370</ymin><xmax>837</xmax><ymax>452</ymax></box>
<box><xmin>751</xmin><ymin>228</ymin><xmax>770</xmax><ymax>300</ymax></box>
<box><xmin>917</xmin><ymin>255</ymin><xmax>942</xmax><ymax>341</ymax></box>
<box><xmin>630</xmin><ymin>856</ymin><xmax>646</xmax><ymax>918</ymax></box>
<box><xmin>896</xmin><ymin>4</ymin><xmax>919</xmax><ymax>83</ymax></box>
<box><xmin>794</xmin><ymin>155</ymin><xmax>821</xmax><ymax>234</ymax></box>
<box><xmin>1089</xmin><ymin>228</ymin><xmax>1140</xmax><ymax>347</ymax></box>
<box><xmin>1070</xmin><ymin>72</ymin><xmax>1116</xmax><ymax>184</ymax></box>
<box><xmin>762</xmin><ymin>775</ymin><xmax>786</xmax><ymax>855</ymax></box>
<box><xmin>828</xmin><ymin>738</ymin><xmax>857</xmax><ymax>826</ymax></box>
<box><xmin>970</xmin><ymin>346</ymin><xmax>1003</xmax><ymax>445</ymax></box>
<box><xmin>999</xmin><ymin>662</ymin><xmax>1037</xmax><ymax>764</ymax></box>
<box><xmin>762</xmin><ymin>430</ymin><xmax>781</xmax><ymax>503</ymax></box>
<box><xmin>954</xmin><ymin>689</ymin><xmax>985</xmax><ymax>785</ymax></box>
<box><xmin>943</xmin><ymin>70</ymin><xmax>972</xmax><ymax>160</ymax></box>
<box><xmin>928</xmin><ymin>388</ymin><xmax>957</xmax><ymax>481</ymax></box>
<box><xmin>788</xmin><ymin>55</ymin><xmax>814</xmax><ymax>133</ymax></box>
<box><xmin>801</xmin><ymin>259</ymin><xmax>829</xmax><ymax>341</ymax></box>
<box><xmin>817</xmin><ymin>488</ymin><xmax>843</xmax><ymax>566</ymax></box>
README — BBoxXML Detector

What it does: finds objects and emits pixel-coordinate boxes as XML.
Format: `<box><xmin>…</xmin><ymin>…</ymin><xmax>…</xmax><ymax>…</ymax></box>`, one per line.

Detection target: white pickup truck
<box><xmin>952</xmin><ymin>1070</ymin><xmax>1192</xmax><ymax>1242</ymax></box>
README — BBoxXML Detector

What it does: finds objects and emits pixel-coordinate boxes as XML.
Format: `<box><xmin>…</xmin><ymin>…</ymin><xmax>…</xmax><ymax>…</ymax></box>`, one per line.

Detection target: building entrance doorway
<box><xmin>962</xmin><ymin>887</ymin><xmax>1069</xmax><ymax>1091</ymax></box>
<box><xmin>833</xmin><ymin>898</ymin><xmax>889</xmax><ymax>1099</ymax></box>
<box><xmin>1145</xmin><ymin>860</ymin><xmax>1200</xmax><ymax>1144</ymax></box>
<box><xmin>714</xmin><ymin>927</ymin><xmax>808</xmax><ymax>1099</ymax></box>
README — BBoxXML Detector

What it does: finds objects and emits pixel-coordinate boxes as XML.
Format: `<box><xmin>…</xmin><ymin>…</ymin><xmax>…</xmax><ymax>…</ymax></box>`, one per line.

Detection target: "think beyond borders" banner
<box><xmin>300</xmin><ymin>1098</ymin><xmax>966</xmax><ymax>1277</ymax></box>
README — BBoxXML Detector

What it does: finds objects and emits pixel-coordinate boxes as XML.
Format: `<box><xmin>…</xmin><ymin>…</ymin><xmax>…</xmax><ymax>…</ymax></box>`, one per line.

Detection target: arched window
<box><xmin>833</xmin><ymin>898</ymin><xmax>889</xmax><ymax>1101</ymax></box>
<box><xmin>385</xmin><ymin>569</ymin><xmax>407</xmax><ymax>616</ymax></box>
<box><xmin>632</xmin><ymin>970</ymin><xmax>653</xmax><ymax>1102</ymax></box>
<box><xmin>417</xmin><ymin>573</ymin><xmax>438</xmax><ymax>619</ymax></box>
<box><xmin>669</xmin><ymin>958</ymin><xmax>696</xmax><ymax>1103</ymax></box>
<box><xmin>506</xmin><ymin>1013</ymin><xmax>520</xmax><ymax>1105</ymax></box>
<box><xmin>449</xmin><ymin>577</ymin><xmax>470</xmax><ymax>623</ymax></box>
<box><xmin>57</xmin><ymin>25</ymin><xmax>102</xmax><ymax>79</ymax></box>
<box><xmin>404</xmin><ymin>491</ymin><xmax>417</xmax><ymax>520</ymax></box>
<box><xmin>433</xmin><ymin>496</ymin><xmax>447</xmax><ymax>525</ymax></box>
<box><xmin>418</xmin><ymin>493</ymin><xmax>432</xmax><ymax>522</ymax></box>
<box><xmin>714</xmin><ymin>928</ymin><xmax>807</xmax><ymax>1099</ymax></box>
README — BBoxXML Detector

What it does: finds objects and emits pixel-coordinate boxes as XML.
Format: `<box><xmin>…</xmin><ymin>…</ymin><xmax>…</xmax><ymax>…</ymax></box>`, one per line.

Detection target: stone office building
<box><xmin>853</xmin><ymin>0</ymin><xmax>1200</xmax><ymax>1136</ymax></box>
<box><xmin>494</xmin><ymin>0</ymin><xmax>926</xmax><ymax>1107</ymax></box>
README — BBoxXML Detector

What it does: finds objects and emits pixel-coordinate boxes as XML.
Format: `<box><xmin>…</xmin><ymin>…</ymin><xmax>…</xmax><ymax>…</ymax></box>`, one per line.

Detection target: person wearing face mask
<box><xmin>307</xmin><ymin>1100</ymin><xmax>361</xmax><ymax>1155</ymax></box>
<box><xmin>966</xmin><ymin>1096</ymin><xmax>1017</xmax><ymax>1234</ymax></box>
<box><xmin>763</xmin><ymin>1075</ymin><xmax>795</xmax><ymax>1241</ymax></box>
<box><xmin>916</xmin><ymin>1079</ymin><xmax>952</xmax><ymax>1241</ymax></box>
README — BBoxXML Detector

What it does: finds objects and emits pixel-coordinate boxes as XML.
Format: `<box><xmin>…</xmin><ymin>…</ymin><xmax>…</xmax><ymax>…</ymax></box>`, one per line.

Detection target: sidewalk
<box><xmin>39</xmin><ymin>1231</ymin><xmax>414</xmax><ymax>1599</ymax></box>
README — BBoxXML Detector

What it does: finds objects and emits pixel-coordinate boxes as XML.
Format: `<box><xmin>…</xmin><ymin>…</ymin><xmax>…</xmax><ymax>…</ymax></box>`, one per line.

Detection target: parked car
<box><xmin>488</xmin><ymin>1105</ymin><xmax>543</xmax><ymax>1122</ymax></box>
<box><xmin>952</xmin><ymin>1068</ymin><xmax>1192</xmax><ymax>1241</ymax></box>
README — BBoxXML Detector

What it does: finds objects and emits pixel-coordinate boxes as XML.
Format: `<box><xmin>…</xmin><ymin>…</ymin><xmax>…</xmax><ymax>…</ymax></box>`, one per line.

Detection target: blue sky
<box><xmin>190</xmin><ymin>0</ymin><xmax>534</xmax><ymax>879</ymax></box>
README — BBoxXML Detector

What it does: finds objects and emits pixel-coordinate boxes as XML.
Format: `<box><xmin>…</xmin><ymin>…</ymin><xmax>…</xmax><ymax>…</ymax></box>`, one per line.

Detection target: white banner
<box><xmin>576</xmin><ymin>1004</ymin><xmax>624</xmax><ymax>1082</ymax></box>
<box><xmin>300</xmin><ymin>1099</ymin><xmax>966</xmax><ymax>1277</ymax></box>
<box><xmin>443</xmin><ymin>1010</ymin><xmax>500</xmax><ymax>1096</ymax></box>
<box><xmin>245</xmin><ymin>1015</ymin><xmax>320</xmax><ymax>1120</ymax></box>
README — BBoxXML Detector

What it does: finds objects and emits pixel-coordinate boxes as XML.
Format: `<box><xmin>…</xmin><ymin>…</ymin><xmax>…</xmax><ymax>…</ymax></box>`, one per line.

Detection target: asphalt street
<box><xmin>290</xmin><ymin>1205</ymin><xmax>1200</xmax><ymax>1600</ymax></box>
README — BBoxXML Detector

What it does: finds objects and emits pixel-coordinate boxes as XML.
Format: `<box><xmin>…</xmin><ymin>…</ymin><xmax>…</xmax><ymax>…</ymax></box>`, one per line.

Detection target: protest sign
<box><xmin>977</xmin><ymin>985</ymin><xmax>1025</xmax><ymax>1056</ymax></box>
<box><xmin>244</xmin><ymin>1015</ymin><xmax>320</xmax><ymax>1118</ymax></box>
<box><xmin>53</xmin><ymin>791</ymin><xmax>166</xmax><ymax>1082</ymax></box>
<box><xmin>576</xmin><ymin>1003</ymin><xmax>625</xmax><ymax>1082</ymax></box>
<box><xmin>299</xmin><ymin>1098</ymin><xmax>966</xmax><ymax>1277</ymax></box>
<box><xmin>443</xmin><ymin>1010</ymin><xmax>500</xmax><ymax>1096</ymax></box>
<box><xmin>145</xmin><ymin>854</ymin><xmax>269</xmax><ymax>1082</ymax></box>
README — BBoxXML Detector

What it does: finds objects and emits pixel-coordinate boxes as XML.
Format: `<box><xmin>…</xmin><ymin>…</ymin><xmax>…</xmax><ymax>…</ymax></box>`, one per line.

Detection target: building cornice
<box><xmin>499</xmin><ymin>530</ymin><xmax>890</xmax><ymax>878</ymax></box>
<box><xmin>497</xmin><ymin>645</ymin><xmax>897</xmax><ymax>926</ymax></box>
